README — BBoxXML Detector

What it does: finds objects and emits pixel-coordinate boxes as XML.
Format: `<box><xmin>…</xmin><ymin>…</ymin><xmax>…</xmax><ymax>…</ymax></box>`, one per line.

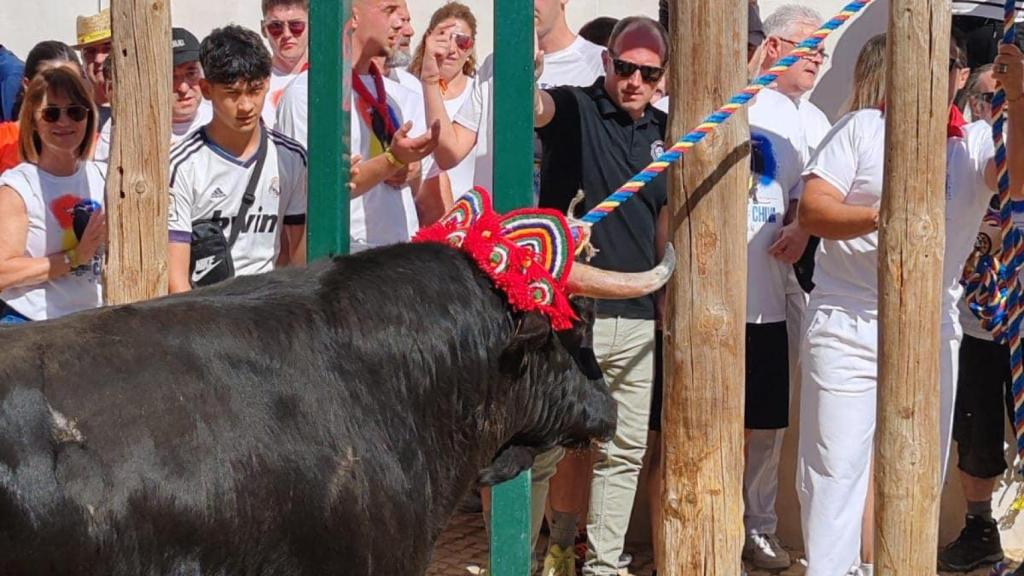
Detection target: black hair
<box><xmin>11</xmin><ymin>40</ymin><xmax>82</xmax><ymax>118</ymax></box>
<box><xmin>579</xmin><ymin>17</ymin><xmax>619</xmax><ymax>49</ymax></box>
<box><xmin>199</xmin><ymin>25</ymin><xmax>272</xmax><ymax>86</ymax></box>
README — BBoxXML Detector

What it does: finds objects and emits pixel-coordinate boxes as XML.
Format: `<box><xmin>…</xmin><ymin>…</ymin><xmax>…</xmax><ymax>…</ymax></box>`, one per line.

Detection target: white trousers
<box><xmin>744</xmin><ymin>292</ymin><xmax>807</xmax><ymax>535</ymax></box>
<box><xmin>798</xmin><ymin>306</ymin><xmax>962</xmax><ymax>576</ymax></box>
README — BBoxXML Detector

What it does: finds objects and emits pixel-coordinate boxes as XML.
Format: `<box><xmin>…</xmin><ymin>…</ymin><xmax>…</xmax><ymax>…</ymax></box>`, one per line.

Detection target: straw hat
<box><xmin>74</xmin><ymin>8</ymin><xmax>112</xmax><ymax>49</ymax></box>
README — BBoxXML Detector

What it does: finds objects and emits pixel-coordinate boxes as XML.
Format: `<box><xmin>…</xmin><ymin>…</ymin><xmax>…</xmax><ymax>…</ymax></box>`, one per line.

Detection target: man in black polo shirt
<box><xmin>534</xmin><ymin>16</ymin><xmax>669</xmax><ymax>576</ymax></box>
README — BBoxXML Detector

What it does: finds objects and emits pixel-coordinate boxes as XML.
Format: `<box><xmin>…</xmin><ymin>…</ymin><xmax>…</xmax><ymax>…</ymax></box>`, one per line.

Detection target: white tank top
<box><xmin>0</xmin><ymin>161</ymin><xmax>106</xmax><ymax>320</ymax></box>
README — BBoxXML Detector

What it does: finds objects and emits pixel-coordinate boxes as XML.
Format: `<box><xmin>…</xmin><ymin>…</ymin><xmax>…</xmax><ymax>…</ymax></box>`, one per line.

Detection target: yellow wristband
<box><xmin>383</xmin><ymin>148</ymin><xmax>405</xmax><ymax>169</ymax></box>
<box><xmin>67</xmin><ymin>248</ymin><xmax>79</xmax><ymax>268</ymax></box>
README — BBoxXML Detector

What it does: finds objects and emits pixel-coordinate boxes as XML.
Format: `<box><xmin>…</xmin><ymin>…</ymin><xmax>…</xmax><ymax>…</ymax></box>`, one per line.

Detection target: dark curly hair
<box><xmin>200</xmin><ymin>25</ymin><xmax>272</xmax><ymax>86</ymax></box>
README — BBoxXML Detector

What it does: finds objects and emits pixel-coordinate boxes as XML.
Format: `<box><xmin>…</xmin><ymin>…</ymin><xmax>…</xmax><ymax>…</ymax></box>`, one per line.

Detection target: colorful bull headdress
<box><xmin>414</xmin><ymin>188</ymin><xmax>585</xmax><ymax>330</ymax></box>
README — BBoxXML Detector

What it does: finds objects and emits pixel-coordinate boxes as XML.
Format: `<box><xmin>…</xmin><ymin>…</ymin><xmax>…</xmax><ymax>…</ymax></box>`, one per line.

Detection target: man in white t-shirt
<box><xmin>259</xmin><ymin>0</ymin><xmax>309</xmax><ymax>128</ymax></box>
<box><xmin>797</xmin><ymin>36</ymin><xmax>1024</xmax><ymax>576</ymax></box>
<box><xmin>170</xmin><ymin>28</ymin><xmax>214</xmax><ymax>146</ymax></box>
<box><xmin>740</xmin><ymin>5</ymin><xmax>833</xmax><ymax>571</ymax></box>
<box><xmin>276</xmin><ymin>0</ymin><xmax>439</xmax><ymax>250</ymax></box>
<box><xmin>168</xmin><ymin>25</ymin><xmax>307</xmax><ymax>293</ymax></box>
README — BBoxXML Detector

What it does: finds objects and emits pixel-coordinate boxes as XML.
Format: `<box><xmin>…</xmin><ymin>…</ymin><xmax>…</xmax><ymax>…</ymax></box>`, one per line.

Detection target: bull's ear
<box><xmin>499</xmin><ymin>312</ymin><xmax>551</xmax><ymax>376</ymax></box>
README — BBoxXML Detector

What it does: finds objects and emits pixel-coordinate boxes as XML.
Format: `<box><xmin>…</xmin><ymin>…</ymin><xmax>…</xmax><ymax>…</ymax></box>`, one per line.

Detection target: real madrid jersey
<box><xmin>168</xmin><ymin>126</ymin><xmax>307</xmax><ymax>282</ymax></box>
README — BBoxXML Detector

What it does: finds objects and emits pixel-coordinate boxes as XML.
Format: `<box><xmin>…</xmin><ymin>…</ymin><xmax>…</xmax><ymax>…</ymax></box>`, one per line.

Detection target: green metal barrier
<box><xmin>490</xmin><ymin>2</ymin><xmax>536</xmax><ymax>575</ymax></box>
<box><xmin>306</xmin><ymin>1</ymin><xmax>535</xmax><ymax>572</ymax></box>
<box><xmin>307</xmin><ymin>0</ymin><xmax>350</xmax><ymax>261</ymax></box>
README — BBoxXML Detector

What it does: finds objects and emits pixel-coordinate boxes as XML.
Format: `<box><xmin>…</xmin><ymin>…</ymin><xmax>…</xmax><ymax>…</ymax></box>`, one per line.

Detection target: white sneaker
<box><xmin>742</xmin><ymin>532</ymin><xmax>792</xmax><ymax>570</ymax></box>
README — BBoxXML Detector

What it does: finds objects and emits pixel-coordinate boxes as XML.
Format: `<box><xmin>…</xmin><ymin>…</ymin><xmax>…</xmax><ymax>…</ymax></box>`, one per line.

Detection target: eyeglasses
<box><xmin>610</xmin><ymin>57</ymin><xmax>665</xmax><ymax>83</ymax></box>
<box><xmin>949</xmin><ymin>57</ymin><xmax>965</xmax><ymax>71</ymax></box>
<box><xmin>776</xmin><ymin>37</ymin><xmax>829</xmax><ymax>63</ymax></box>
<box><xmin>39</xmin><ymin>105</ymin><xmax>90</xmax><ymax>123</ymax></box>
<box><xmin>452</xmin><ymin>32</ymin><xmax>474</xmax><ymax>52</ymax></box>
<box><xmin>265</xmin><ymin>19</ymin><xmax>307</xmax><ymax>38</ymax></box>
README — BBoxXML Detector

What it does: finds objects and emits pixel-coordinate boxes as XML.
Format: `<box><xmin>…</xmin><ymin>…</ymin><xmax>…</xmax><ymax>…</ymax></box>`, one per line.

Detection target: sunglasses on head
<box><xmin>40</xmin><ymin>105</ymin><xmax>89</xmax><ymax>123</ymax></box>
<box><xmin>452</xmin><ymin>32</ymin><xmax>474</xmax><ymax>52</ymax></box>
<box><xmin>610</xmin><ymin>57</ymin><xmax>664</xmax><ymax>83</ymax></box>
<box><xmin>265</xmin><ymin>19</ymin><xmax>306</xmax><ymax>38</ymax></box>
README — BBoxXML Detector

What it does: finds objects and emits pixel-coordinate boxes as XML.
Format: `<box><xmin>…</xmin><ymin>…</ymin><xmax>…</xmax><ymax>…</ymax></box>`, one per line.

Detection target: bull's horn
<box><xmin>565</xmin><ymin>244</ymin><xmax>676</xmax><ymax>299</ymax></box>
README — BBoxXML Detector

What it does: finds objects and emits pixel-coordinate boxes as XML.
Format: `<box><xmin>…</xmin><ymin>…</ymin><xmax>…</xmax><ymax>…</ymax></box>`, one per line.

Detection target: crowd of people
<box><xmin>0</xmin><ymin>1</ymin><xmax>1021</xmax><ymax>575</ymax></box>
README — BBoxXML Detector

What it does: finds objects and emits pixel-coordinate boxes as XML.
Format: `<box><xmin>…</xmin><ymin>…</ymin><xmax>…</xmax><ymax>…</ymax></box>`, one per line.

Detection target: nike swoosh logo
<box><xmin>192</xmin><ymin>257</ymin><xmax>220</xmax><ymax>283</ymax></box>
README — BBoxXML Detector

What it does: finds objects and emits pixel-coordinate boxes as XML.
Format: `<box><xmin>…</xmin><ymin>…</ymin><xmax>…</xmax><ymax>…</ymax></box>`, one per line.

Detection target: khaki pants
<box><xmin>583</xmin><ymin>317</ymin><xmax>656</xmax><ymax>575</ymax></box>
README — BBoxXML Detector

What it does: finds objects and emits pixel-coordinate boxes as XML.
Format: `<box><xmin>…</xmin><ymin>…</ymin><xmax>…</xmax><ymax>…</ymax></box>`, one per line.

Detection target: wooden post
<box><xmin>877</xmin><ymin>1</ymin><xmax>949</xmax><ymax>573</ymax></box>
<box><xmin>104</xmin><ymin>0</ymin><xmax>170</xmax><ymax>304</ymax></box>
<box><xmin>661</xmin><ymin>1</ymin><xmax>749</xmax><ymax>574</ymax></box>
<box><xmin>489</xmin><ymin>1</ymin><xmax>536</xmax><ymax>574</ymax></box>
<box><xmin>307</xmin><ymin>0</ymin><xmax>352</xmax><ymax>261</ymax></box>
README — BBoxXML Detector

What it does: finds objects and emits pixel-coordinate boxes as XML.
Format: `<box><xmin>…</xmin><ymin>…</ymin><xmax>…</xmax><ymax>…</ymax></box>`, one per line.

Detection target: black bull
<box><xmin>0</xmin><ymin>243</ymin><xmax>618</xmax><ymax>576</ymax></box>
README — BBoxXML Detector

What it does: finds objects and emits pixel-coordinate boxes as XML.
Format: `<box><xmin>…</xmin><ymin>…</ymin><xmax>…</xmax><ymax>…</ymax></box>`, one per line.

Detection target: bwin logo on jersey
<box><xmin>211</xmin><ymin>209</ymin><xmax>279</xmax><ymax>235</ymax></box>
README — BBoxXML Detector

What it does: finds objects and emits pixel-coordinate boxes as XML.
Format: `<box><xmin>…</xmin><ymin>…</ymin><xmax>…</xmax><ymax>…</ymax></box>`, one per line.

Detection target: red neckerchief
<box><xmin>947</xmin><ymin>104</ymin><xmax>966</xmax><ymax>139</ymax></box>
<box><xmin>352</xmin><ymin>62</ymin><xmax>397</xmax><ymax>144</ymax></box>
<box><xmin>878</xmin><ymin>103</ymin><xmax>966</xmax><ymax>139</ymax></box>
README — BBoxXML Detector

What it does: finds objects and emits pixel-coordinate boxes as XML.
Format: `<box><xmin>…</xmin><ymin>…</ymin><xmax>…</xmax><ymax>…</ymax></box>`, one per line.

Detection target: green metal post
<box><xmin>490</xmin><ymin>1</ymin><xmax>536</xmax><ymax>575</ymax></box>
<box><xmin>307</xmin><ymin>0</ymin><xmax>351</xmax><ymax>260</ymax></box>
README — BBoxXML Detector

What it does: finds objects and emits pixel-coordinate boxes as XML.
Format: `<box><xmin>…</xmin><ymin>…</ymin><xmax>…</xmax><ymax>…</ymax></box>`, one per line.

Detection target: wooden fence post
<box><xmin>661</xmin><ymin>1</ymin><xmax>749</xmax><ymax>574</ymax></box>
<box><xmin>877</xmin><ymin>1</ymin><xmax>949</xmax><ymax>573</ymax></box>
<box><xmin>104</xmin><ymin>0</ymin><xmax>170</xmax><ymax>304</ymax></box>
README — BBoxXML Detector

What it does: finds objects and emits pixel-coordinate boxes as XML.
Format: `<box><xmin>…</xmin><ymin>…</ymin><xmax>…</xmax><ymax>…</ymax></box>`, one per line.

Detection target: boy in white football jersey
<box><xmin>167</xmin><ymin>25</ymin><xmax>307</xmax><ymax>293</ymax></box>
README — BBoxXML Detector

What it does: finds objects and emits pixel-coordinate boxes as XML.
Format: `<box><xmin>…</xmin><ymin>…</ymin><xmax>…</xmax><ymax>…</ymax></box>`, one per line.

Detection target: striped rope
<box><xmin>962</xmin><ymin>0</ymin><xmax>1024</xmax><ymax>476</ymax></box>
<box><xmin>579</xmin><ymin>0</ymin><xmax>873</xmax><ymax>225</ymax></box>
<box><xmin>990</xmin><ymin>561</ymin><xmax>1016</xmax><ymax>576</ymax></box>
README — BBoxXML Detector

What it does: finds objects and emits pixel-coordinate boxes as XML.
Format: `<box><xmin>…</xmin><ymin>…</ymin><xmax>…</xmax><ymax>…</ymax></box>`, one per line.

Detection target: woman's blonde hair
<box><xmin>18</xmin><ymin>65</ymin><xmax>97</xmax><ymax>163</ymax></box>
<box><xmin>409</xmin><ymin>2</ymin><xmax>478</xmax><ymax>79</ymax></box>
<box><xmin>846</xmin><ymin>33</ymin><xmax>887</xmax><ymax>113</ymax></box>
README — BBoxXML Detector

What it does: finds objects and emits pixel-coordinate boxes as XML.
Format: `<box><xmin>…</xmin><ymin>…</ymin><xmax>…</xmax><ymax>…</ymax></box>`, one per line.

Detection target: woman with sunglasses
<box><xmin>0</xmin><ymin>41</ymin><xmax>84</xmax><ymax>175</ymax></box>
<box><xmin>0</xmin><ymin>66</ymin><xmax>107</xmax><ymax>325</ymax></box>
<box><xmin>409</xmin><ymin>2</ymin><xmax>478</xmax><ymax>224</ymax></box>
<box><xmin>796</xmin><ymin>35</ymin><xmax>1024</xmax><ymax>576</ymax></box>
<box><xmin>260</xmin><ymin>0</ymin><xmax>309</xmax><ymax>128</ymax></box>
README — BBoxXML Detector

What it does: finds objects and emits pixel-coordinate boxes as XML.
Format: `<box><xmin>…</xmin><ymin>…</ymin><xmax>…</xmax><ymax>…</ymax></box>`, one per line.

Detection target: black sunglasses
<box><xmin>978</xmin><ymin>92</ymin><xmax>996</xmax><ymax>104</ymax></box>
<box><xmin>950</xmin><ymin>57</ymin><xmax>965</xmax><ymax>72</ymax></box>
<box><xmin>610</xmin><ymin>57</ymin><xmax>665</xmax><ymax>83</ymax></box>
<box><xmin>40</xmin><ymin>105</ymin><xmax>90</xmax><ymax>123</ymax></box>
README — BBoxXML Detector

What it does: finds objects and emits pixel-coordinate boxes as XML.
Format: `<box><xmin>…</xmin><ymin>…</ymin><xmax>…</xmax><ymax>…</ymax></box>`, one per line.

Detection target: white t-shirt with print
<box><xmin>424</xmin><ymin>77</ymin><xmax>477</xmax><ymax>199</ymax></box>
<box><xmin>748</xmin><ymin>88</ymin><xmax>806</xmax><ymax>323</ymax></box>
<box><xmin>172</xmin><ymin>100</ymin><xmax>213</xmax><ymax>146</ymax></box>
<box><xmin>276</xmin><ymin>71</ymin><xmax>425</xmax><ymax>249</ymax></box>
<box><xmin>168</xmin><ymin>127</ymin><xmax>307</xmax><ymax>281</ymax></box>
<box><xmin>537</xmin><ymin>36</ymin><xmax>606</xmax><ymax>90</ymax></box>
<box><xmin>0</xmin><ymin>161</ymin><xmax>106</xmax><ymax>320</ymax></box>
<box><xmin>262</xmin><ymin>67</ymin><xmax>302</xmax><ymax>129</ymax></box>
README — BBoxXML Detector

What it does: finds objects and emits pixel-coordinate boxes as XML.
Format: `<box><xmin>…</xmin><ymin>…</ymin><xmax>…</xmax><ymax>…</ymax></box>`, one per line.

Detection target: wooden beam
<box><xmin>103</xmin><ymin>0</ymin><xmax>170</xmax><ymax>304</ymax></box>
<box><xmin>307</xmin><ymin>0</ymin><xmax>352</xmax><ymax>260</ymax></box>
<box><xmin>661</xmin><ymin>1</ymin><xmax>749</xmax><ymax>574</ymax></box>
<box><xmin>489</xmin><ymin>1</ymin><xmax>536</xmax><ymax>574</ymax></box>
<box><xmin>876</xmin><ymin>1</ymin><xmax>949</xmax><ymax>573</ymax></box>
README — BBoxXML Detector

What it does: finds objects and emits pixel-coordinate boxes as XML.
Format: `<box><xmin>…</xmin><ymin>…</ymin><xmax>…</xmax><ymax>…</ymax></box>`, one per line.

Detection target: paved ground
<box><xmin>428</xmin><ymin>512</ymin><xmax>1022</xmax><ymax>576</ymax></box>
